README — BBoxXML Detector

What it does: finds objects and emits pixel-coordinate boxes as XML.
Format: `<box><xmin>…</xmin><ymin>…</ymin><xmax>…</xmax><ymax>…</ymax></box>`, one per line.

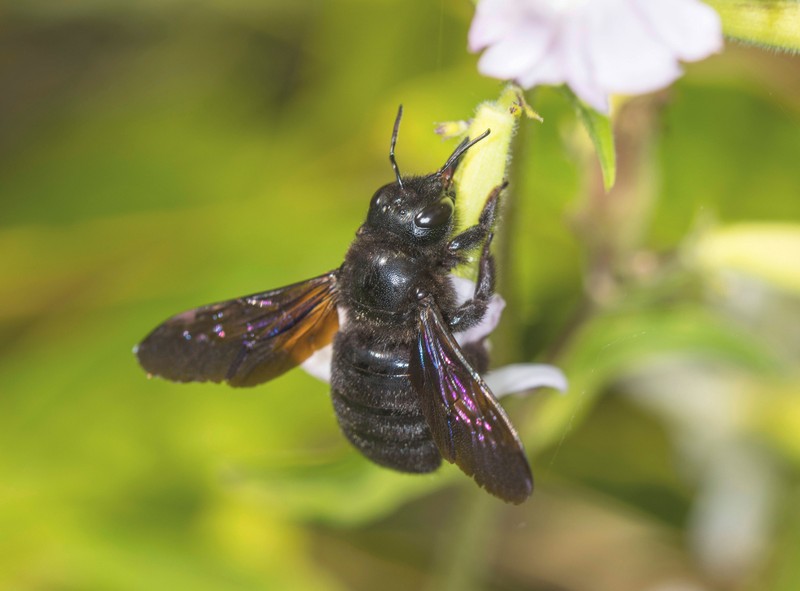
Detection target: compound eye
<box><xmin>415</xmin><ymin>198</ymin><xmax>453</xmax><ymax>228</ymax></box>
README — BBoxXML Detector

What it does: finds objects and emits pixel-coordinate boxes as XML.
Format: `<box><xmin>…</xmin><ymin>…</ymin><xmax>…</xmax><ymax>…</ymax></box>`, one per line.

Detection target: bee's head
<box><xmin>365</xmin><ymin>106</ymin><xmax>489</xmax><ymax>246</ymax></box>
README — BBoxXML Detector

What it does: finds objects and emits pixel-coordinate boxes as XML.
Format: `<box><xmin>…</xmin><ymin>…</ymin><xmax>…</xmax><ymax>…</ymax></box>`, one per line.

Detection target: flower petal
<box><xmin>585</xmin><ymin>0</ymin><xmax>683</xmax><ymax>95</ymax></box>
<box><xmin>515</xmin><ymin>20</ymin><xmax>568</xmax><ymax>88</ymax></box>
<box><xmin>634</xmin><ymin>0</ymin><xmax>723</xmax><ymax>62</ymax></box>
<box><xmin>559</xmin><ymin>14</ymin><xmax>612</xmax><ymax>113</ymax></box>
<box><xmin>510</xmin><ymin>8</ymin><xmax>611</xmax><ymax>113</ymax></box>
<box><xmin>299</xmin><ymin>305</ymin><xmax>350</xmax><ymax>383</ymax></box>
<box><xmin>300</xmin><ymin>344</ymin><xmax>332</xmax><ymax>382</ymax></box>
<box><xmin>470</xmin><ymin>0</ymin><xmax>723</xmax><ymax>109</ymax></box>
<box><xmin>469</xmin><ymin>0</ymin><xmax>527</xmax><ymax>51</ymax></box>
<box><xmin>449</xmin><ymin>275</ymin><xmax>506</xmax><ymax>345</ymax></box>
<box><xmin>485</xmin><ymin>363</ymin><xmax>569</xmax><ymax>398</ymax></box>
<box><xmin>449</xmin><ymin>274</ymin><xmax>476</xmax><ymax>304</ymax></box>
<box><xmin>477</xmin><ymin>27</ymin><xmax>556</xmax><ymax>81</ymax></box>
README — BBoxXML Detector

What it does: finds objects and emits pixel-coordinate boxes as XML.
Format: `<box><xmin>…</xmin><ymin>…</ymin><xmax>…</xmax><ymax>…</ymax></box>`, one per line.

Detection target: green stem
<box><xmin>428</xmin><ymin>489</ymin><xmax>497</xmax><ymax>591</ymax></box>
<box><xmin>706</xmin><ymin>0</ymin><xmax>800</xmax><ymax>53</ymax></box>
<box><xmin>433</xmin><ymin>98</ymin><xmax>532</xmax><ymax>591</ymax></box>
<box><xmin>493</xmin><ymin>118</ymin><xmax>529</xmax><ymax>366</ymax></box>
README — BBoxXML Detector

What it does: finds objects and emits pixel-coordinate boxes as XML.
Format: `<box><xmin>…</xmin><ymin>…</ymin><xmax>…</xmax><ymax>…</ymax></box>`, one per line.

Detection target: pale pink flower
<box><xmin>469</xmin><ymin>0</ymin><xmax>723</xmax><ymax>113</ymax></box>
<box><xmin>301</xmin><ymin>275</ymin><xmax>567</xmax><ymax>397</ymax></box>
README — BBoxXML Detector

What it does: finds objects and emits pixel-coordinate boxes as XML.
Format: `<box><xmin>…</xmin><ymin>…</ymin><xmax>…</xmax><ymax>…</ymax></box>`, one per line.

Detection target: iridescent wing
<box><xmin>410</xmin><ymin>296</ymin><xmax>533</xmax><ymax>504</ymax></box>
<box><xmin>136</xmin><ymin>271</ymin><xmax>339</xmax><ymax>387</ymax></box>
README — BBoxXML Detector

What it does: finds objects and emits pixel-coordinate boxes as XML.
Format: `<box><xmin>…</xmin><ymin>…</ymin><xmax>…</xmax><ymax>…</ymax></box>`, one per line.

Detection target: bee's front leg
<box><xmin>446</xmin><ymin>182</ymin><xmax>505</xmax><ymax>256</ymax></box>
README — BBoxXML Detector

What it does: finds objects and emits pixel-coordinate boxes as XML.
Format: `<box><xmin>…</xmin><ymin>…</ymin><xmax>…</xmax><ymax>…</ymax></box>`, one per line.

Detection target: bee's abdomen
<box><xmin>331</xmin><ymin>332</ymin><xmax>442</xmax><ymax>473</ymax></box>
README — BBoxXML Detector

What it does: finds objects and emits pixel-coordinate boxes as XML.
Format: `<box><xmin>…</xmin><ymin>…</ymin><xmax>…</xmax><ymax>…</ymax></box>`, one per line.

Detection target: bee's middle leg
<box><xmin>446</xmin><ymin>234</ymin><xmax>496</xmax><ymax>333</ymax></box>
<box><xmin>444</xmin><ymin>182</ymin><xmax>505</xmax><ymax>334</ymax></box>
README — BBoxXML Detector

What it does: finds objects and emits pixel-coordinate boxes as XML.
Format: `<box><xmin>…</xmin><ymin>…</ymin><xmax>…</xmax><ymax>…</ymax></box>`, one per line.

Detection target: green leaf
<box><xmin>707</xmin><ymin>0</ymin><xmax>800</xmax><ymax>53</ymax></box>
<box><xmin>563</xmin><ymin>87</ymin><xmax>617</xmax><ymax>191</ymax></box>
<box><xmin>525</xmin><ymin>304</ymin><xmax>782</xmax><ymax>452</ymax></box>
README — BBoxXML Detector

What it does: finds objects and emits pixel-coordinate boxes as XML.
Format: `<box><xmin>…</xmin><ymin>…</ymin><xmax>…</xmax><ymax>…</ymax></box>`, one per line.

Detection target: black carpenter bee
<box><xmin>135</xmin><ymin>107</ymin><xmax>533</xmax><ymax>503</ymax></box>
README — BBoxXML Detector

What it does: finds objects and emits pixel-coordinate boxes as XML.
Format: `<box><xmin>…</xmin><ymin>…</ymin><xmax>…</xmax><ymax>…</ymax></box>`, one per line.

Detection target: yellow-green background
<box><xmin>2</xmin><ymin>2</ymin><xmax>799</xmax><ymax>590</ymax></box>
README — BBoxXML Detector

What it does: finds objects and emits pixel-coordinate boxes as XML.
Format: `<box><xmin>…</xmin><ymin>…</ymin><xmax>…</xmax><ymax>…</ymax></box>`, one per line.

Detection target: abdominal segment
<box><xmin>330</xmin><ymin>330</ymin><xmax>442</xmax><ymax>473</ymax></box>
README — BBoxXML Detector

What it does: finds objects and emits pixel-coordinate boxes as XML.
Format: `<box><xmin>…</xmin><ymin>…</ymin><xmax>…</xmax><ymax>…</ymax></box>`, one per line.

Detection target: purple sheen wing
<box><xmin>410</xmin><ymin>297</ymin><xmax>533</xmax><ymax>504</ymax></box>
<box><xmin>136</xmin><ymin>271</ymin><xmax>339</xmax><ymax>387</ymax></box>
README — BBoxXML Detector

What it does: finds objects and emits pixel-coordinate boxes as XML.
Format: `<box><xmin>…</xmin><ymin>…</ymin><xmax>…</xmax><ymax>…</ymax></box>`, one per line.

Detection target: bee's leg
<box><xmin>446</xmin><ymin>235</ymin><xmax>495</xmax><ymax>333</ymax></box>
<box><xmin>443</xmin><ymin>182</ymin><xmax>504</xmax><ymax>333</ymax></box>
<box><xmin>446</xmin><ymin>182</ymin><xmax>505</xmax><ymax>256</ymax></box>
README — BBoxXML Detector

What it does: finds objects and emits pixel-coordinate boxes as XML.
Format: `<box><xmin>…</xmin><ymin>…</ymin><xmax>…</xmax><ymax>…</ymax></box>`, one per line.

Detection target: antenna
<box><xmin>389</xmin><ymin>105</ymin><xmax>404</xmax><ymax>188</ymax></box>
<box><xmin>438</xmin><ymin>129</ymin><xmax>491</xmax><ymax>176</ymax></box>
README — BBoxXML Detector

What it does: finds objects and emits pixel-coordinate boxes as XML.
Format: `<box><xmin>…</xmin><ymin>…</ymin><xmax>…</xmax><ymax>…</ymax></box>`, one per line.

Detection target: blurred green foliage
<box><xmin>1</xmin><ymin>1</ymin><xmax>799</xmax><ymax>590</ymax></box>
